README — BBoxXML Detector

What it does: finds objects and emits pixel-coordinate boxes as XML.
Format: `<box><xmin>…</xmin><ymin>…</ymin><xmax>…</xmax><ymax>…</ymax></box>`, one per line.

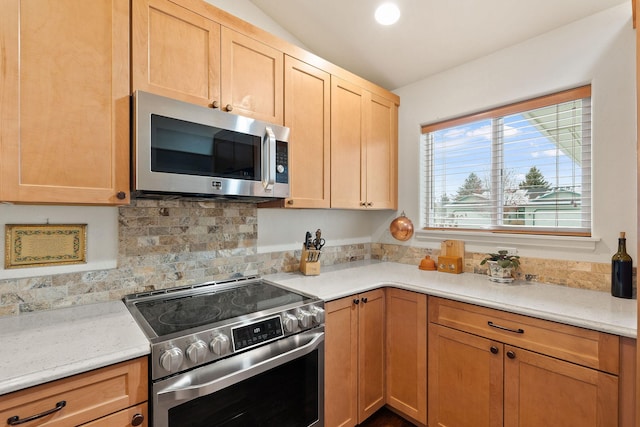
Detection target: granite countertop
<box><xmin>1</xmin><ymin>261</ymin><xmax>636</xmax><ymax>397</ymax></box>
<box><xmin>266</xmin><ymin>261</ymin><xmax>637</xmax><ymax>338</ymax></box>
<box><xmin>0</xmin><ymin>301</ymin><xmax>150</xmax><ymax>396</ymax></box>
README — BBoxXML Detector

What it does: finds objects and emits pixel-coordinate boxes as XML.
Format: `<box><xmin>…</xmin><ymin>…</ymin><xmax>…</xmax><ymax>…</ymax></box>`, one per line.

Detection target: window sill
<box><xmin>413</xmin><ymin>229</ymin><xmax>599</xmax><ymax>252</ymax></box>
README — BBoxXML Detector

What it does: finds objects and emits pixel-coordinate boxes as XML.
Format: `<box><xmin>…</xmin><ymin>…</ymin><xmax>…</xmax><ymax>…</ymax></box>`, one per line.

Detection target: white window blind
<box><xmin>421</xmin><ymin>86</ymin><xmax>591</xmax><ymax>235</ymax></box>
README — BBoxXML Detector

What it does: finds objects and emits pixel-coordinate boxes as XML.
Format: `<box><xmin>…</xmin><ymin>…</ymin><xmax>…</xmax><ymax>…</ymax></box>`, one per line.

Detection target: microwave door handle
<box><xmin>262</xmin><ymin>127</ymin><xmax>276</xmax><ymax>190</ymax></box>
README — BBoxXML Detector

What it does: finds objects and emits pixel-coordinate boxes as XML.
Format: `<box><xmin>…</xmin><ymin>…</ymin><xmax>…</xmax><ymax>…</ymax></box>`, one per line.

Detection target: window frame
<box><xmin>420</xmin><ymin>85</ymin><xmax>592</xmax><ymax>237</ymax></box>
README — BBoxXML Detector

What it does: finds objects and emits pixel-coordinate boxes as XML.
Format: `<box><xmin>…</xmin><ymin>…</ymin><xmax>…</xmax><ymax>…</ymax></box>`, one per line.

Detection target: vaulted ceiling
<box><xmin>249</xmin><ymin>0</ymin><xmax>630</xmax><ymax>90</ymax></box>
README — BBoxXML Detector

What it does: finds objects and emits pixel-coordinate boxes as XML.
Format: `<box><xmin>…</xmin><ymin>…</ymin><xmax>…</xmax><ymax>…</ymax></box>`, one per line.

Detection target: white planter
<box><xmin>486</xmin><ymin>261</ymin><xmax>514</xmax><ymax>283</ymax></box>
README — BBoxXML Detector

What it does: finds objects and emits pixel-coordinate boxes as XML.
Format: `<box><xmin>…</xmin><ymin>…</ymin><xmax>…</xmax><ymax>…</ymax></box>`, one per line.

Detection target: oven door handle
<box><xmin>155</xmin><ymin>329</ymin><xmax>324</xmax><ymax>403</ymax></box>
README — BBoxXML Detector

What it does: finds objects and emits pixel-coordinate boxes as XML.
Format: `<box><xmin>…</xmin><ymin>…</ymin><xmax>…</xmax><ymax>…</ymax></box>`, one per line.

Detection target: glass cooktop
<box><xmin>132</xmin><ymin>281</ymin><xmax>310</xmax><ymax>337</ymax></box>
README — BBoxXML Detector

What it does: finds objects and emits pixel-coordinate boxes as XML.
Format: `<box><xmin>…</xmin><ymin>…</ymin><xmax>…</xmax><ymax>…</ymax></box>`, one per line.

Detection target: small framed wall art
<box><xmin>5</xmin><ymin>224</ymin><xmax>87</xmax><ymax>269</ymax></box>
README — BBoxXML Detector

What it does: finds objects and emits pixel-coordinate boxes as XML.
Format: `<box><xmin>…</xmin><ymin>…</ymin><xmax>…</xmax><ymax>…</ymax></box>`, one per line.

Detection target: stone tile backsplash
<box><xmin>0</xmin><ymin>199</ymin><xmax>631</xmax><ymax>316</ymax></box>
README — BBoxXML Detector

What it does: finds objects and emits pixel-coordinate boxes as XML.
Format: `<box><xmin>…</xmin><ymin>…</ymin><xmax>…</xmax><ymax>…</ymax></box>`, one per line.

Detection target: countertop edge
<box><xmin>0</xmin><ymin>346</ymin><xmax>150</xmax><ymax>396</ymax></box>
<box><xmin>321</xmin><ymin>281</ymin><xmax>637</xmax><ymax>338</ymax></box>
<box><xmin>267</xmin><ymin>261</ymin><xmax>638</xmax><ymax>339</ymax></box>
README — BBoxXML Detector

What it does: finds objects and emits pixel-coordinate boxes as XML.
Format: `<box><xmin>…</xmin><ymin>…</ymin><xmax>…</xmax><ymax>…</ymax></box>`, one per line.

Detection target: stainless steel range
<box><xmin>124</xmin><ymin>276</ymin><xmax>325</xmax><ymax>427</ymax></box>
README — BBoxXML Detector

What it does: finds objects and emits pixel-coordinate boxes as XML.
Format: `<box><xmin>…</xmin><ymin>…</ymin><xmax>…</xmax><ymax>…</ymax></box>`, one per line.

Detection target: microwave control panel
<box><xmin>276</xmin><ymin>141</ymin><xmax>289</xmax><ymax>184</ymax></box>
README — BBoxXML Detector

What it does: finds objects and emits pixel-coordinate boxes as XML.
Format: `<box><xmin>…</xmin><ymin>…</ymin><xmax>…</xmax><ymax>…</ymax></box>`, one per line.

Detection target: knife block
<box><xmin>300</xmin><ymin>245</ymin><xmax>321</xmax><ymax>276</ymax></box>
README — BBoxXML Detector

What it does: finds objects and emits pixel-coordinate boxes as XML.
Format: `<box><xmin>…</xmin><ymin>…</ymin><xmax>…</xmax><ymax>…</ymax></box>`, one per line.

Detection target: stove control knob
<box><xmin>159</xmin><ymin>347</ymin><xmax>183</xmax><ymax>373</ymax></box>
<box><xmin>282</xmin><ymin>313</ymin><xmax>298</xmax><ymax>333</ymax></box>
<box><xmin>310</xmin><ymin>306</ymin><xmax>325</xmax><ymax>324</ymax></box>
<box><xmin>296</xmin><ymin>309</ymin><xmax>313</xmax><ymax>328</ymax></box>
<box><xmin>210</xmin><ymin>333</ymin><xmax>230</xmax><ymax>355</ymax></box>
<box><xmin>186</xmin><ymin>340</ymin><xmax>208</xmax><ymax>363</ymax></box>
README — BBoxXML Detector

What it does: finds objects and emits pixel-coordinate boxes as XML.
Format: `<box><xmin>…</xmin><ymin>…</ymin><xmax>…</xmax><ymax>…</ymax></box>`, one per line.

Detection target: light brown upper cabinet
<box><xmin>132</xmin><ymin>0</ymin><xmax>284</xmax><ymax>124</ymax></box>
<box><xmin>131</xmin><ymin>0</ymin><xmax>220</xmax><ymax>108</ymax></box>
<box><xmin>220</xmin><ymin>27</ymin><xmax>283</xmax><ymax>125</ymax></box>
<box><xmin>0</xmin><ymin>0</ymin><xmax>130</xmax><ymax>205</ymax></box>
<box><xmin>282</xmin><ymin>56</ymin><xmax>331</xmax><ymax>208</ymax></box>
<box><xmin>366</xmin><ymin>93</ymin><xmax>398</xmax><ymax>210</ymax></box>
<box><xmin>330</xmin><ymin>77</ymin><xmax>398</xmax><ymax>210</ymax></box>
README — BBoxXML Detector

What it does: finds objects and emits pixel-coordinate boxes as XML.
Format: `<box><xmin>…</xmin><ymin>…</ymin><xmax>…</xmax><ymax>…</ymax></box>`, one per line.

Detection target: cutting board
<box><xmin>440</xmin><ymin>240</ymin><xmax>465</xmax><ymax>258</ymax></box>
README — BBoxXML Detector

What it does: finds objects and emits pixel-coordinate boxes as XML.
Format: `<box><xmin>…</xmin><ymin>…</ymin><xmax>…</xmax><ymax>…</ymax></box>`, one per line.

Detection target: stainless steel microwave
<box><xmin>132</xmin><ymin>91</ymin><xmax>290</xmax><ymax>201</ymax></box>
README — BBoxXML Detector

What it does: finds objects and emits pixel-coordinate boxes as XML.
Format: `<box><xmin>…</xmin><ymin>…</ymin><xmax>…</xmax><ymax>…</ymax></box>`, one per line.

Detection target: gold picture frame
<box><xmin>5</xmin><ymin>224</ymin><xmax>87</xmax><ymax>269</ymax></box>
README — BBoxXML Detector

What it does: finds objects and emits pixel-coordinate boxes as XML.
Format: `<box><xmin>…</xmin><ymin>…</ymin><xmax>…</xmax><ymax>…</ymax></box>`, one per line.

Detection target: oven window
<box><xmin>168</xmin><ymin>350</ymin><xmax>319</xmax><ymax>427</ymax></box>
<box><xmin>150</xmin><ymin>114</ymin><xmax>260</xmax><ymax>180</ymax></box>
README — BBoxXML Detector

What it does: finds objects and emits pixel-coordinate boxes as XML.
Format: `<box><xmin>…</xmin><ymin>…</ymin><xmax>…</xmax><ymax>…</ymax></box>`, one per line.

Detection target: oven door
<box><xmin>153</xmin><ymin>328</ymin><xmax>324</xmax><ymax>427</ymax></box>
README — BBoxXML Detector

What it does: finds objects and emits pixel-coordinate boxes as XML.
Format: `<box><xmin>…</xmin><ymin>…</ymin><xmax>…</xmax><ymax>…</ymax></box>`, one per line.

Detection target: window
<box><xmin>421</xmin><ymin>86</ymin><xmax>591</xmax><ymax>236</ymax></box>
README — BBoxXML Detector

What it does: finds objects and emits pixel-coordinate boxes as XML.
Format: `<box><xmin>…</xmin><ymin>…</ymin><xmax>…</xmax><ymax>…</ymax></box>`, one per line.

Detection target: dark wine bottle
<box><xmin>611</xmin><ymin>232</ymin><xmax>633</xmax><ymax>299</ymax></box>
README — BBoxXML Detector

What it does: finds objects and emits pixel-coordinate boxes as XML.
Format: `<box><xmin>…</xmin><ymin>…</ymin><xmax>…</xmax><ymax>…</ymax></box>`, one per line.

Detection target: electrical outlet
<box><xmin>497</xmin><ymin>247</ymin><xmax>517</xmax><ymax>256</ymax></box>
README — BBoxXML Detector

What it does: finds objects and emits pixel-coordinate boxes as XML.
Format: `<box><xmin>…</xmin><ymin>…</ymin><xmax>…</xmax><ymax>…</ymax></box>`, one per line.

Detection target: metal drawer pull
<box><xmin>487</xmin><ymin>321</ymin><xmax>524</xmax><ymax>334</ymax></box>
<box><xmin>7</xmin><ymin>401</ymin><xmax>66</xmax><ymax>425</ymax></box>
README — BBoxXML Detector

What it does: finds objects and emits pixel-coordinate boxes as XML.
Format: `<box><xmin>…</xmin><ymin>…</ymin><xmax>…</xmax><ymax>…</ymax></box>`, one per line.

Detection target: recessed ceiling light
<box><xmin>375</xmin><ymin>3</ymin><xmax>400</xmax><ymax>26</ymax></box>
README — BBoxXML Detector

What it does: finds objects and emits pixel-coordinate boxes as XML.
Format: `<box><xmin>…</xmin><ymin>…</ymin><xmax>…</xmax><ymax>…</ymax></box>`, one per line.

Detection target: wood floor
<box><xmin>358</xmin><ymin>407</ymin><xmax>417</xmax><ymax>427</ymax></box>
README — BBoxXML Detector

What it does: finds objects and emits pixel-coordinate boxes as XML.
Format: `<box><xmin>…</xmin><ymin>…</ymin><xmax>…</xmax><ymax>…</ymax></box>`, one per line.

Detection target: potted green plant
<box><xmin>480</xmin><ymin>250</ymin><xmax>520</xmax><ymax>283</ymax></box>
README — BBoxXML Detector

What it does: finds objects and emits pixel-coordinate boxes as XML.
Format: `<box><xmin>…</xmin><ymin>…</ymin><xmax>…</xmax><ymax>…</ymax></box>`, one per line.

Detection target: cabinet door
<box><xmin>504</xmin><ymin>346</ymin><xmax>618</xmax><ymax>427</ymax></box>
<box><xmin>131</xmin><ymin>0</ymin><xmax>220</xmax><ymax>107</ymax></box>
<box><xmin>0</xmin><ymin>0</ymin><xmax>130</xmax><ymax>204</ymax></box>
<box><xmin>365</xmin><ymin>94</ymin><xmax>398</xmax><ymax>210</ymax></box>
<box><xmin>358</xmin><ymin>289</ymin><xmax>385</xmax><ymax>422</ymax></box>
<box><xmin>220</xmin><ymin>27</ymin><xmax>283</xmax><ymax>124</ymax></box>
<box><xmin>428</xmin><ymin>324</ymin><xmax>503</xmax><ymax>427</ymax></box>
<box><xmin>385</xmin><ymin>289</ymin><xmax>427</xmax><ymax>424</ymax></box>
<box><xmin>325</xmin><ymin>296</ymin><xmax>359</xmax><ymax>427</ymax></box>
<box><xmin>330</xmin><ymin>77</ymin><xmax>366</xmax><ymax>209</ymax></box>
<box><xmin>283</xmin><ymin>56</ymin><xmax>331</xmax><ymax>208</ymax></box>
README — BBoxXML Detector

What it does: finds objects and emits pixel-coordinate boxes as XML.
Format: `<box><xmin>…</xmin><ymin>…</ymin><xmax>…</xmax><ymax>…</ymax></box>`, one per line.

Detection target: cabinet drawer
<box><xmin>79</xmin><ymin>403</ymin><xmax>148</xmax><ymax>427</ymax></box>
<box><xmin>428</xmin><ymin>297</ymin><xmax>619</xmax><ymax>374</ymax></box>
<box><xmin>0</xmin><ymin>357</ymin><xmax>148</xmax><ymax>427</ymax></box>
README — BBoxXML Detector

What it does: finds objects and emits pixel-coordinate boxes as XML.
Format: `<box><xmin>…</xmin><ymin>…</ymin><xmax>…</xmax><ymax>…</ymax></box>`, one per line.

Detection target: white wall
<box><xmin>0</xmin><ymin>204</ymin><xmax>118</xmax><ymax>280</ymax></box>
<box><xmin>203</xmin><ymin>0</ymin><xmax>306</xmax><ymax>48</ymax></box>
<box><xmin>387</xmin><ymin>3</ymin><xmax>637</xmax><ymax>262</ymax></box>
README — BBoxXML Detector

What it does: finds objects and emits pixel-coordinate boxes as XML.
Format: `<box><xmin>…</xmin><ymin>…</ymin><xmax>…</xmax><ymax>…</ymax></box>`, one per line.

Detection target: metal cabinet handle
<box><xmin>490</xmin><ymin>346</ymin><xmax>499</xmax><ymax>354</ymax></box>
<box><xmin>361</xmin><ymin>297</ymin><xmax>368</xmax><ymax>303</ymax></box>
<box><xmin>7</xmin><ymin>401</ymin><xmax>66</xmax><ymax>425</ymax></box>
<box><xmin>211</xmin><ymin>100</ymin><xmax>220</xmax><ymax>109</ymax></box>
<box><xmin>116</xmin><ymin>191</ymin><xmax>127</xmax><ymax>200</ymax></box>
<box><xmin>487</xmin><ymin>321</ymin><xmax>524</xmax><ymax>334</ymax></box>
<box><xmin>366</xmin><ymin>202</ymin><xmax>373</xmax><ymax>207</ymax></box>
<box><xmin>353</xmin><ymin>298</ymin><xmax>360</xmax><ymax>305</ymax></box>
<box><xmin>507</xmin><ymin>350</ymin><xmax>516</xmax><ymax>359</ymax></box>
<box><xmin>224</xmin><ymin>104</ymin><xmax>233</xmax><ymax>112</ymax></box>
<box><xmin>131</xmin><ymin>413</ymin><xmax>145</xmax><ymax>426</ymax></box>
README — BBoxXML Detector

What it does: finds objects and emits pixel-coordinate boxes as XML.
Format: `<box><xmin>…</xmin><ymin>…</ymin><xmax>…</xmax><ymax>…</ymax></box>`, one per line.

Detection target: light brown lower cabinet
<box><xmin>0</xmin><ymin>357</ymin><xmax>148</xmax><ymax>427</ymax></box>
<box><xmin>325</xmin><ymin>289</ymin><xmax>385</xmax><ymax>427</ymax></box>
<box><xmin>385</xmin><ymin>288</ymin><xmax>427</xmax><ymax>425</ymax></box>
<box><xmin>428</xmin><ymin>296</ymin><xmax>630</xmax><ymax>427</ymax></box>
<box><xmin>325</xmin><ymin>290</ymin><xmax>634</xmax><ymax>427</ymax></box>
